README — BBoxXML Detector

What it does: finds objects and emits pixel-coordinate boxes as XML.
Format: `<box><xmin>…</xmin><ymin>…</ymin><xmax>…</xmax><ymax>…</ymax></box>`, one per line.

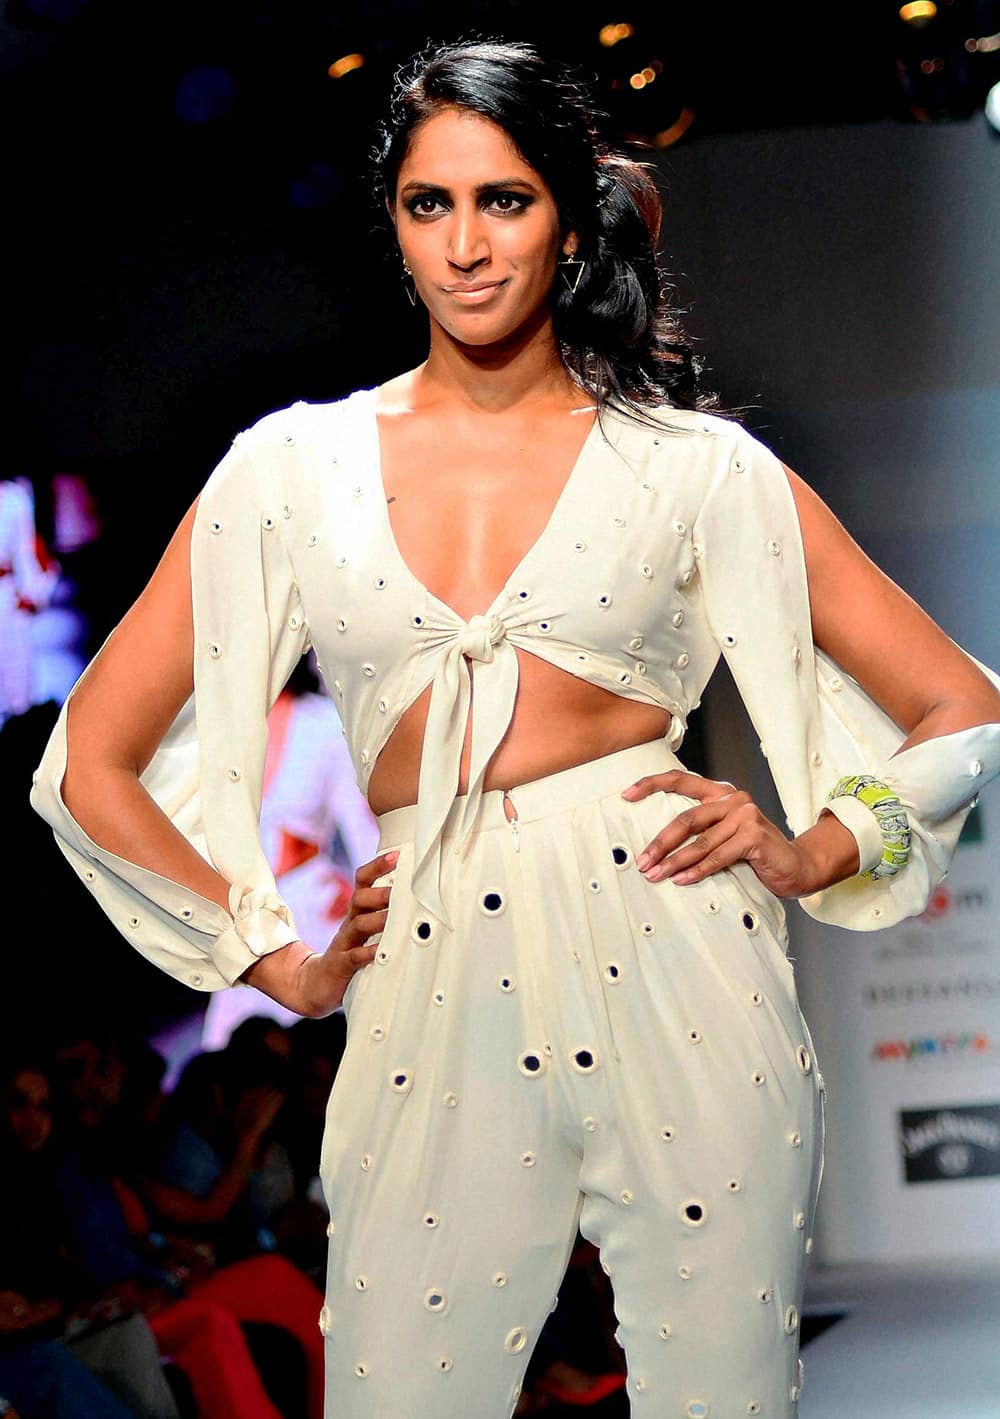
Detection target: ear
<box><xmin>385</xmin><ymin>194</ymin><xmax>397</xmax><ymax>227</ymax></box>
<box><xmin>561</xmin><ymin>231</ymin><xmax>580</xmax><ymax>258</ymax></box>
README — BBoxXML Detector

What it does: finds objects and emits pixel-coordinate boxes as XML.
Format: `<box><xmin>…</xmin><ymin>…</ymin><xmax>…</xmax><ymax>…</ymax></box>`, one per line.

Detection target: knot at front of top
<box><xmin>458</xmin><ymin>613</ymin><xmax>506</xmax><ymax>664</ymax></box>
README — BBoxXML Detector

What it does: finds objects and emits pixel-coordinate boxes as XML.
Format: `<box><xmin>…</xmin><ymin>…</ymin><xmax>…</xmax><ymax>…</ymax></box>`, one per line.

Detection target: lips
<box><xmin>442</xmin><ymin>279</ymin><xmax>506</xmax><ymax>294</ymax></box>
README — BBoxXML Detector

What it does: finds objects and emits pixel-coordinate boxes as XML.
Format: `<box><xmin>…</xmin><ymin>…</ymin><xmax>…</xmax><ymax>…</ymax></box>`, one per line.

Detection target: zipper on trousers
<box><xmin>502</xmin><ymin>788</ymin><xmax>519</xmax><ymax>851</ymax></box>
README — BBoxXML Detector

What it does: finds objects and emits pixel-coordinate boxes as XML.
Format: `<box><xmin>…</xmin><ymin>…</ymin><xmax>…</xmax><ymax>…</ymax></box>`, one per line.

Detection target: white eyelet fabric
<box><xmin>317</xmin><ymin>735</ymin><xmax>828</xmax><ymax>1418</ymax></box>
<box><xmin>28</xmin><ymin>385</ymin><xmax>1000</xmax><ymax>993</ymax></box>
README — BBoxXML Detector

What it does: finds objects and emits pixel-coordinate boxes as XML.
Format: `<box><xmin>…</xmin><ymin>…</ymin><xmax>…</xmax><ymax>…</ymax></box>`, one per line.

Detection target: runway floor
<box><xmin>798</xmin><ymin>1257</ymin><xmax>1000</xmax><ymax>1417</ymax></box>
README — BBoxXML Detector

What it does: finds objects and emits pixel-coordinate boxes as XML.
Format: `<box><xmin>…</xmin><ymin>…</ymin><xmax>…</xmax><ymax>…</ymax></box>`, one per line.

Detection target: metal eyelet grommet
<box><xmin>423</xmin><ymin>1212</ymin><xmax>439</xmax><ymax>1228</ymax></box>
<box><xmin>411</xmin><ymin>919</ymin><xmax>435</xmax><ymax>945</ymax></box>
<box><xmin>504</xmin><ymin>1327</ymin><xmax>528</xmax><ymax>1355</ymax></box>
<box><xmin>640</xmin><ymin>480</ymin><xmax>654</xmax><ymax>492</ymax></box>
<box><xmin>369</xmin><ymin>1025</ymin><xmax>386</xmax><ymax>1042</ymax></box>
<box><xmin>635</xmin><ymin>659</ymin><xmax>647</xmax><ymax>674</ymax></box>
<box><xmin>374</xmin><ymin>576</ymin><xmax>386</xmax><ymax>589</ymax></box>
<box><xmin>128</xmin><ymin>915</ymin><xmax>141</xmax><ymax>928</ymax></box>
<box><xmin>640</xmin><ymin>562</ymin><xmax>653</xmax><ymax>579</ymax></box>
<box><xmin>611</xmin><ymin>844</ymin><xmax>631</xmax><ymax>868</ymax></box>
<box><xmin>261</xmin><ymin>515</ymin><xmax>274</xmax><ymax>530</ymax></box>
<box><xmin>751</xmin><ymin>1069</ymin><xmax>766</xmax><ymax>1087</ymax></box>
<box><xmin>377</xmin><ymin>697</ymin><xmax>389</xmax><ymax>712</ymax></box>
<box><xmin>597</xmin><ymin>593</ymin><xmax>612</xmax><ymax>607</ymax></box>
<box><xmin>573</xmin><ymin>540</ymin><xmax>587</xmax><ymax>552</ymax></box>
<box><xmin>352</xmin><ymin>485</ymin><xmax>363</xmax><ymax>498</ymax></box>
<box><xmin>673</xmin><ymin>520</ymin><xmax>686</xmax><ymax>536</ymax></box>
<box><xmin>179</xmin><ymin>906</ymin><xmax>193</xmax><ymax>920</ymax></box>
<box><xmin>751</xmin><ymin>989</ymin><xmax>764</xmax><ymax>1006</ymax></box>
<box><xmin>516</xmin><ymin>589</ymin><xmax>530</xmax><ymax>600</ymax></box>
<box><xmin>228</xmin><ymin>768</ymin><xmax>241</xmax><ymax>782</ymax></box>
<box><xmin>661</xmin><ymin>1125</ymin><xmax>676</xmax><ymax>1141</ymax></box>
<box><xmin>209</xmin><ymin>520</ymin><xmax>222</xmax><ymax>534</ymax></box>
<box><xmin>360</xmin><ymin>1153</ymin><xmax>374</xmax><ymax>1171</ymax></box>
<box><xmin>479</xmin><ymin>891</ymin><xmax>506</xmax><ymax>916</ymax></box>
<box><xmin>641</xmin><ymin>922</ymin><xmax>655</xmax><ymax>936</ymax></box>
<box><xmin>307</xmin><ymin>533</ymin><xmax>318</xmax><ymax>547</ymax></box>
<box><xmin>442</xmin><ymin>1091</ymin><xmax>459</xmax><ymax>1109</ymax></box>
<box><xmin>604</xmin><ymin>962</ymin><xmax>622</xmax><ymax>984</ymax></box>
<box><xmin>520</xmin><ymin>1150</ymin><xmax>536</xmax><ymax>1167</ymax></box>
<box><xmin>355</xmin><ymin>1274</ymin><xmax>369</xmax><ymax>1290</ymax></box>
<box><xmin>517</xmin><ymin>1050</ymin><xmax>545</xmax><ymax>1076</ymax></box>
<box><xmin>362</xmin><ymin>662</ymin><xmax>376</xmax><ymax>676</ymax></box>
<box><xmin>576</xmin><ymin>651</ymin><xmax>590</xmax><ymax>663</ymax></box>
<box><xmin>723</xmin><ymin>634</ymin><xmax>738</xmax><ymax>647</ymax></box>
<box><xmin>788</xmin><ymin>1129</ymin><xmax>802</xmax><ymax>1148</ymax></box>
<box><xmin>588</xmin><ymin>878</ymin><xmax>601</xmax><ymax>893</ymax></box>
<box><xmin>189</xmin><ymin>972</ymin><xmax>203</xmax><ymax>986</ymax></box>
<box><xmin>336</xmin><ymin>618</ymin><xmax>348</xmax><ymax>632</ymax></box>
<box><xmin>620</xmin><ymin>1189</ymin><xmax>634</xmax><ymax>1205</ymax></box>
<box><xmin>492</xmin><ymin>1271</ymin><xmax>508</xmax><ymax>1287</ymax></box>
<box><xmin>705</xmin><ymin>899</ymin><xmax>720</xmax><ymax>915</ymax></box>
<box><xmin>768</xmin><ymin>540</ymin><xmax>781</xmax><ymax>556</ymax></box>
<box><xmin>498</xmin><ymin>975</ymin><xmax>516</xmax><ymax>992</ymax></box>
<box><xmin>794</xmin><ymin>1210</ymin><xmax>806</xmax><ymax>1229</ymax></box>
<box><xmin>659</xmin><ymin>1323</ymin><xmax>672</xmax><ymax>1340</ymax></box>
<box><xmin>583</xmin><ymin>1115</ymin><xmax>599</xmax><ymax>1132</ymax></box>
<box><xmin>676</xmin><ymin>652</ymin><xmax>690</xmax><ymax>669</ymax></box>
<box><xmin>678</xmin><ymin>1264</ymin><xmax>693</xmax><ymax>1280</ymax></box>
<box><xmin>571</xmin><ymin>1047</ymin><xmax>598</xmax><ymax>1073</ymax></box>
<box><xmin>784</xmin><ymin>1304</ymin><xmax>799</xmax><ymax>1333</ymax></box>
<box><xmin>741</xmin><ymin>910</ymin><xmax>759</xmax><ymax>934</ymax></box>
<box><xmin>437</xmin><ymin>1356</ymin><xmax>452</xmax><ymax>1372</ymax></box>
<box><xmin>687</xmin><ymin>1028</ymin><xmax>702</xmax><ymax>1044</ymax></box>
<box><xmin>733</xmin><ymin>458</ymin><xmax>745</xmax><ymax>473</ymax></box>
<box><xmin>336</xmin><ymin>554</ymin><xmax>348</xmax><ymax>568</ymax></box>
<box><xmin>412</xmin><ymin>613</ymin><xmax>424</xmax><ymax>627</ymax></box>
<box><xmin>537</xmin><ymin>620</ymin><xmax>552</xmax><ymax>633</ymax></box>
<box><xmin>617</xmin><ymin>669</ymin><xmax>632</xmax><ymax>685</ymax></box>
<box><xmin>628</xmin><ymin>635</ymin><xmax>644</xmax><ymax>650</ymax></box>
<box><xmin>423</xmin><ymin>1288</ymin><xmax>448</xmax><ymax>1313</ymax></box>
<box><xmin>681</xmin><ymin>1200</ymin><xmax>707</xmax><ymax>1227</ymax></box>
<box><xmin>796</xmin><ymin>1045</ymin><xmax>812</xmax><ymax>1074</ymax></box>
<box><xmin>672</xmin><ymin>609</ymin><xmax>684</xmax><ymax>627</ymax></box>
<box><xmin>389</xmin><ymin>1069</ymin><xmax>413</xmax><ymax>1094</ymax></box>
<box><xmin>612</xmin><ymin>514</ymin><xmax>626</xmax><ymax>526</ymax></box>
<box><xmin>727</xmin><ymin>1178</ymin><xmax>742</xmax><ymax>1193</ymax></box>
<box><xmin>432</xmin><ymin>989</ymin><xmax>445</xmax><ymax>1006</ymax></box>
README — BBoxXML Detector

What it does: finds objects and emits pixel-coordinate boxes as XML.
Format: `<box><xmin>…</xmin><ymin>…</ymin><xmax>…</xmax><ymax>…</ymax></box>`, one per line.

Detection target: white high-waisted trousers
<box><xmin>319</xmin><ymin>738</ymin><xmax>826</xmax><ymax>1418</ymax></box>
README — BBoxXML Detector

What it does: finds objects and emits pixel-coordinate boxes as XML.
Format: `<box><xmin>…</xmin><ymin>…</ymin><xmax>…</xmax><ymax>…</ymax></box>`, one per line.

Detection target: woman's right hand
<box><xmin>298</xmin><ymin>850</ymin><xmax>399</xmax><ymax>1016</ymax></box>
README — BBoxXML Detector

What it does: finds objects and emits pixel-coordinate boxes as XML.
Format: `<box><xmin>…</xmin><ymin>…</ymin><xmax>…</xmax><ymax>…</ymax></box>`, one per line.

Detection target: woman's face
<box><xmin>390</xmin><ymin>106</ymin><xmax>577</xmax><ymax>349</ymax></box>
<box><xmin>5</xmin><ymin>1068</ymin><xmax>53</xmax><ymax>1153</ymax></box>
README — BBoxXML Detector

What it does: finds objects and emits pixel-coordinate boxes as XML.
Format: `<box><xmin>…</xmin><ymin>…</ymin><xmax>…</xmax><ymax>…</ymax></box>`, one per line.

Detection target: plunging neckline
<box><xmin>365</xmin><ymin>385</ymin><xmax>605</xmax><ymax>623</ymax></box>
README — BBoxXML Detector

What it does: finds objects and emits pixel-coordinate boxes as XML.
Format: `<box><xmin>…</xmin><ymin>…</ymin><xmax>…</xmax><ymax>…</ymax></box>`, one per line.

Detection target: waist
<box><xmin>375</xmin><ymin>736</ymin><xmax>685</xmax><ymax>850</ymax></box>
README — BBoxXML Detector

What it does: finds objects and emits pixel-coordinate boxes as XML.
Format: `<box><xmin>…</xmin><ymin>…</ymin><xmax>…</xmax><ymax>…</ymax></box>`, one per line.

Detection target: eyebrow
<box><xmin>399</xmin><ymin>177</ymin><xmax>539</xmax><ymax>197</ymax></box>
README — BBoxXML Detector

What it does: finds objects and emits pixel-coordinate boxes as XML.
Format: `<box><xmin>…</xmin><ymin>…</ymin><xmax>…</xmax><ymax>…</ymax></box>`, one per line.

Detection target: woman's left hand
<box><xmin>622</xmin><ymin>770</ymin><xmax>813</xmax><ymax>900</ymax></box>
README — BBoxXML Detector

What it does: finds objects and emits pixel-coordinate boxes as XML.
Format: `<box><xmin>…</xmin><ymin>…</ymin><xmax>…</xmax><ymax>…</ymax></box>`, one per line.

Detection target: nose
<box><xmin>447</xmin><ymin>201</ymin><xmax>490</xmax><ymax>272</ymax></box>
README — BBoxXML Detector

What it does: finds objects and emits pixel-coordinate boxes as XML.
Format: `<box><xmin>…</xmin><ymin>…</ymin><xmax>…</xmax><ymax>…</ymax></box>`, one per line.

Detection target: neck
<box><xmin>417</xmin><ymin>305</ymin><xmax>584</xmax><ymax>415</ymax></box>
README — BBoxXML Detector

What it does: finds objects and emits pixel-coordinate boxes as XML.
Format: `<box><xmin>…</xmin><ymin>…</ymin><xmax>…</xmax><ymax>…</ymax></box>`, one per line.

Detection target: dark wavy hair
<box><xmin>372</xmin><ymin>38</ymin><xmax>720</xmax><ymax>426</ymax></box>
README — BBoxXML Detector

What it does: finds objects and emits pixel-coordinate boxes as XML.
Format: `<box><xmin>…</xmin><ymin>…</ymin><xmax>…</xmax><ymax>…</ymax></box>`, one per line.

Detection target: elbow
<box><xmin>63</xmin><ymin>696</ymin><xmax>137</xmax><ymax>819</ymax></box>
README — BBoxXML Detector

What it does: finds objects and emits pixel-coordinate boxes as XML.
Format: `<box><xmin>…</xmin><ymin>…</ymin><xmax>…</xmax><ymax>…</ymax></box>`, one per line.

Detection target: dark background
<box><xmin>4</xmin><ymin>0</ymin><xmax>998</xmax><ymax>1038</ymax></box>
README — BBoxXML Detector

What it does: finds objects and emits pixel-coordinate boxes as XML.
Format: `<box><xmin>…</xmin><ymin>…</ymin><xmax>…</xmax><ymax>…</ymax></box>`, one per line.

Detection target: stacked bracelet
<box><xmin>826</xmin><ymin>774</ymin><xmax>911</xmax><ymax>881</ymax></box>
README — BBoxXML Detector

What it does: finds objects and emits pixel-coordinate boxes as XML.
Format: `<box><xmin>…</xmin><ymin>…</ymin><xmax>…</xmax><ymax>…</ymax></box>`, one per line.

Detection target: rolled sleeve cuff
<box><xmin>820</xmin><ymin>794</ymin><xmax>886</xmax><ymax>876</ymax></box>
<box><xmin>212</xmin><ymin>886</ymin><xmax>302</xmax><ymax>987</ymax></box>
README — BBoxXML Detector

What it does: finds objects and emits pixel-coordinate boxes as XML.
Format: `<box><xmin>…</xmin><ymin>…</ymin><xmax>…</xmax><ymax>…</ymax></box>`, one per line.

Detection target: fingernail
<box><xmin>673</xmin><ymin>870</ymin><xmax>696</xmax><ymax>884</ymax></box>
<box><xmin>636</xmin><ymin>851</ymin><xmax>650</xmax><ymax>869</ymax></box>
<box><xmin>621</xmin><ymin>785</ymin><xmax>637</xmax><ymax>798</ymax></box>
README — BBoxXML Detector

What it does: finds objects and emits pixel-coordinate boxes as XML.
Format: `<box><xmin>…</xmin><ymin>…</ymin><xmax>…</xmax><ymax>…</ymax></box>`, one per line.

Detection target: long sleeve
<box><xmin>29</xmin><ymin>423</ymin><xmax>311</xmax><ymax>990</ymax></box>
<box><xmin>693</xmin><ymin>423</ymin><xmax>1000</xmax><ymax>931</ymax></box>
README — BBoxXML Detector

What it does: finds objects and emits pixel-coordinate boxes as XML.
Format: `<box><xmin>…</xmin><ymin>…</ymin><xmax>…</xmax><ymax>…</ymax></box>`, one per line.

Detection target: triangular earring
<box><xmin>402</xmin><ymin>263</ymin><xmax>417</xmax><ymax>307</ymax></box>
<box><xmin>559</xmin><ymin>253</ymin><xmax>585</xmax><ymax>295</ymax></box>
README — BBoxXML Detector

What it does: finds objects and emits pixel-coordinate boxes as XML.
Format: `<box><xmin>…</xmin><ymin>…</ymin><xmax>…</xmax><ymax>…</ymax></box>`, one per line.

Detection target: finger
<box><xmin>636</xmin><ymin>799</ymin><xmax>734</xmax><ymax>870</ymax></box>
<box><xmin>351</xmin><ymin>883</ymin><xmax>393</xmax><ymax>912</ymax></box>
<box><xmin>354</xmin><ymin>851</ymin><xmax>400</xmax><ymax>889</ymax></box>
<box><xmin>344</xmin><ymin>906</ymin><xmax>390</xmax><ymax>944</ymax></box>
<box><xmin>623</xmin><ymin>772</ymin><xmax>742</xmax><ymax>803</ymax></box>
<box><xmin>347</xmin><ymin>942</ymin><xmax>379</xmax><ymax>969</ymax></box>
<box><xmin>647</xmin><ymin>818</ymin><xmax>746</xmax><ymax>883</ymax></box>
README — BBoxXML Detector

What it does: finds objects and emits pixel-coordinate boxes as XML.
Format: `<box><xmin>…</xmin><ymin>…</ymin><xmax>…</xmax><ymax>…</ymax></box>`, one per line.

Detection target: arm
<box><xmin>781</xmin><ymin>461</ymin><xmax>1000</xmax><ymax>893</ymax></box>
<box><xmin>35</xmin><ymin>426</ymin><xmax>387</xmax><ymax>1012</ymax></box>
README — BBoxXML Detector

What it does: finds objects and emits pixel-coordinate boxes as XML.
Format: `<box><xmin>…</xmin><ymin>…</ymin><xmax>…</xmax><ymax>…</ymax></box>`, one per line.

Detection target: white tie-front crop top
<box><xmin>30</xmin><ymin>386</ymin><xmax>1000</xmax><ymax>991</ymax></box>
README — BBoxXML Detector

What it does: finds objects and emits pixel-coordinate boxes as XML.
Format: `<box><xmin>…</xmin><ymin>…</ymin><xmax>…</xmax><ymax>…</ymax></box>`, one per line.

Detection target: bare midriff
<box><xmin>366</xmin><ymin>651</ymin><xmax>674</xmax><ymax>816</ymax></box>
<box><xmin>366</xmin><ymin>388</ymin><xmax>674</xmax><ymax>818</ymax></box>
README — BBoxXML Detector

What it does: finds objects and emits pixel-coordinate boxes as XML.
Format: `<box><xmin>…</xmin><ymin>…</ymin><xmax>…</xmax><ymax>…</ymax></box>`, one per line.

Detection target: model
<box><xmin>31</xmin><ymin>37</ymin><xmax>1000</xmax><ymax>1419</ymax></box>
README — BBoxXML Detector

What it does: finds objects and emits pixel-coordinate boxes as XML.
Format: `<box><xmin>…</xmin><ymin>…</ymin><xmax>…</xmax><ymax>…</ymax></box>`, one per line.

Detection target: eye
<box><xmin>487</xmin><ymin>191</ymin><xmax>530</xmax><ymax>214</ymax></box>
<box><xmin>405</xmin><ymin>194</ymin><xmax>446</xmax><ymax>217</ymax></box>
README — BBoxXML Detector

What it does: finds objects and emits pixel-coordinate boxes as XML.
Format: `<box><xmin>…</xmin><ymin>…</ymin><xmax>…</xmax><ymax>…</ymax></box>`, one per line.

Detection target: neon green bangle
<box><xmin>826</xmin><ymin>774</ymin><xmax>911</xmax><ymax>881</ymax></box>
